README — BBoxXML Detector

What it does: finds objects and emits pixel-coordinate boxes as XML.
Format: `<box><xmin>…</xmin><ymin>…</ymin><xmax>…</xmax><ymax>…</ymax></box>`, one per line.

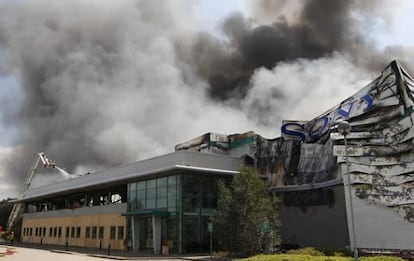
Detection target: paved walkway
<box><xmin>0</xmin><ymin>244</ymin><xmax>227</xmax><ymax>261</ymax></box>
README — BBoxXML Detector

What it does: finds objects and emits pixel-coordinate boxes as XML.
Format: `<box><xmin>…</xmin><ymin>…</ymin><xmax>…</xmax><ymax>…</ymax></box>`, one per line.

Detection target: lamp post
<box><xmin>337</xmin><ymin>121</ymin><xmax>358</xmax><ymax>261</ymax></box>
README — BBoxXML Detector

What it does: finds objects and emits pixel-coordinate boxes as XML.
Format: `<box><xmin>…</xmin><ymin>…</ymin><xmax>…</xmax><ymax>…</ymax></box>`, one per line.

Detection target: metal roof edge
<box><xmin>18</xmin><ymin>153</ymin><xmax>243</xmax><ymax>202</ymax></box>
<box><xmin>269</xmin><ymin>178</ymin><xmax>343</xmax><ymax>193</ymax></box>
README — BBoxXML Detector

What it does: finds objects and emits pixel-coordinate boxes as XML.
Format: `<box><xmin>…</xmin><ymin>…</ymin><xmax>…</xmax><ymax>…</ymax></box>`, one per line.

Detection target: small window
<box><xmin>98</xmin><ymin>226</ymin><xmax>104</xmax><ymax>239</ymax></box>
<box><xmin>43</xmin><ymin>227</ymin><xmax>46</xmax><ymax>237</ymax></box>
<box><xmin>85</xmin><ymin>227</ymin><xmax>91</xmax><ymax>239</ymax></box>
<box><xmin>71</xmin><ymin>227</ymin><xmax>75</xmax><ymax>238</ymax></box>
<box><xmin>66</xmin><ymin>227</ymin><xmax>70</xmax><ymax>238</ymax></box>
<box><xmin>35</xmin><ymin>227</ymin><xmax>38</xmax><ymax>237</ymax></box>
<box><xmin>58</xmin><ymin>227</ymin><xmax>62</xmax><ymax>238</ymax></box>
<box><xmin>49</xmin><ymin>227</ymin><xmax>53</xmax><ymax>237</ymax></box>
<box><xmin>30</xmin><ymin>227</ymin><xmax>33</xmax><ymax>236</ymax></box>
<box><xmin>92</xmin><ymin>227</ymin><xmax>97</xmax><ymax>239</ymax></box>
<box><xmin>117</xmin><ymin>226</ymin><xmax>124</xmax><ymax>240</ymax></box>
<box><xmin>110</xmin><ymin>226</ymin><xmax>116</xmax><ymax>239</ymax></box>
<box><xmin>54</xmin><ymin>227</ymin><xmax>57</xmax><ymax>237</ymax></box>
<box><xmin>76</xmin><ymin>227</ymin><xmax>81</xmax><ymax>238</ymax></box>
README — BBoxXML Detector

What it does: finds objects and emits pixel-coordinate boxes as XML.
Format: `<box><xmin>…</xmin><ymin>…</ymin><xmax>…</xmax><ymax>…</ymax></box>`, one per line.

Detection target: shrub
<box><xmin>234</xmin><ymin>254</ymin><xmax>405</xmax><ymax>261</ymax></box>
<box><xmin>234</xmin><ymin>254</ymin><xmax>349</xmax><ymax>261</ymax></box>
<box><xmin>286</xmin><ymin>247</ymin><xmax>325</xmax><ymax>256</ymax></box>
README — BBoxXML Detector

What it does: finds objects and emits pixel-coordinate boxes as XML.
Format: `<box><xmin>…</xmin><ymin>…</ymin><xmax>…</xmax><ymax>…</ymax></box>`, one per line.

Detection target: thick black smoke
<box><xmin>0</xmin><ymin>0</ymin><xmax>413</xmax><ymax>195</ymax></box>
<box><xmin>190</xmin><ymin>0</ymin><xmax>413</xmax><ymax>100</ymax></box>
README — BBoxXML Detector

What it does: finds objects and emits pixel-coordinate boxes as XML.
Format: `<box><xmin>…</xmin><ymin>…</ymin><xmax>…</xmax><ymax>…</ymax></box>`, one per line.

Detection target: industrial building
<box><xmin>12</xmin><ymin>61</ymin><xmax>414</xmax><ymax>254</ymax></box>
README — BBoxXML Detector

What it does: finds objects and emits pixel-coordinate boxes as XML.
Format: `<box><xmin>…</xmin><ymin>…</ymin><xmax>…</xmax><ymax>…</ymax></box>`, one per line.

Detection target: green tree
<box><xmin>212</xmin><ymin>166</ymin><xmax>280</xmax><ymax>256</ymax></box>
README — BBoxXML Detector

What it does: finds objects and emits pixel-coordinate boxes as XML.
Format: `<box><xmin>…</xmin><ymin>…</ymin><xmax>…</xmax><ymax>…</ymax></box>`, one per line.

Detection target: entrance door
<box><xmin>132</xmin><ymin>214</ymin><xmax>174</xmax><ymax>254</ymax></box>
<box><xmin>139</xmin><ymin>216</ymin><xmax>153</xmax><ymax>250</ymax></box>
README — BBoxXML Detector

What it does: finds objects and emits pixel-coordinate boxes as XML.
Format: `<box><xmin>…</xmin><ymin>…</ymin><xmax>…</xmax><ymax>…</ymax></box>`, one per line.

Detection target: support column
<box><xmin>152</xmin><ymin>215</ymin><xmax>161</xmax><ymax>254</ymax></box>
<box><xmin>131</xmin><ymin>217</ymin><xmax>140</xmax><ymax>251</ymax></box>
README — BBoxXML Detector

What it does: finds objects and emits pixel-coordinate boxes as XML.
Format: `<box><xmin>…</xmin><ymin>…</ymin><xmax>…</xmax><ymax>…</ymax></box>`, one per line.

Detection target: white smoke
<box><xmin>242</xmin><ymin>54</ymin><xmax>374</xmax><ymax>137</ymax></box>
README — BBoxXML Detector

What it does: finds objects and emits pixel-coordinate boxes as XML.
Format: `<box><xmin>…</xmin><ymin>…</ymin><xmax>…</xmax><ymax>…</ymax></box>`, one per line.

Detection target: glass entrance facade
<box><xmin>127</xmin><ymin>173</ymin><xmax>226</xmax><ymax>253</ymax></box>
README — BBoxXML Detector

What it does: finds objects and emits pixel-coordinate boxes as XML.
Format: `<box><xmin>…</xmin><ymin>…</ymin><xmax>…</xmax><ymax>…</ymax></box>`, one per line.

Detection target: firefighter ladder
<box><xmin>7</xmin><ymin>152</ymin><xmax>55</xmax><ymax>230</ymax></box>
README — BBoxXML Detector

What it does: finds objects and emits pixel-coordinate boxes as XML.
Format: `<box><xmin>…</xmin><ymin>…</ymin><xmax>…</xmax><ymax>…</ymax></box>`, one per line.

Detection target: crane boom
<box><xmin>7</xmin><ymin>152</ymin><xmax>56</xmax><ymax>230</ymax></box>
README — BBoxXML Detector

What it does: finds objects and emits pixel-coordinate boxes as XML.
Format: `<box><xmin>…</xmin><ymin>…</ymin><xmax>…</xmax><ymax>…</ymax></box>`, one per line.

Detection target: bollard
<box><xmin>107</xmin><ymin>244</ymin><xmax>111</xmax><ymax>256</ymax></box>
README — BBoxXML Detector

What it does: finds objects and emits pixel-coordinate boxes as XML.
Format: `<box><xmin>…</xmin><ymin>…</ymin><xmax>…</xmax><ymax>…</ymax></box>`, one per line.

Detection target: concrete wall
<box><xmin>279</xmin><ymin>185</ymin><xmax>350</xmax><ymax>249</ymax></box>
<box><xmin>21</xmin><ymin>204</ymin><xmax>127</xmax><ymax>250</ymax></box>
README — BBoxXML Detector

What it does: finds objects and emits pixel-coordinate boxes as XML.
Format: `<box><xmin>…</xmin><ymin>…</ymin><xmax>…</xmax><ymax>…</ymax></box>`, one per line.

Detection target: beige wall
<box><xmin>21</xmin><ymin>213</ymin><xmax>127</xmax><ymax>250</ymax></box>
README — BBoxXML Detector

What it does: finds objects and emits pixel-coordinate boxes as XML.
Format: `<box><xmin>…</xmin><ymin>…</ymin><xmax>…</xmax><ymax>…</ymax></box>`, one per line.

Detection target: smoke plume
<box><xmin>0</xmin><ymin>0</ymin><xmax>413</xmax><ymax>194</ymax></box>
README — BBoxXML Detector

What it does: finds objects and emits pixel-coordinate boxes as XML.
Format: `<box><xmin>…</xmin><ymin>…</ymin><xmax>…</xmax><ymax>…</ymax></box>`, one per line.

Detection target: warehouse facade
<box><xmin>15</xmin><ymin>60</ymin><xmax>414</xmax><ymax>254</ymax></box>
<box><xmin>18</xmin><ymin>151</ymin><xmax>244</xmax><ymax>253</ymax></box>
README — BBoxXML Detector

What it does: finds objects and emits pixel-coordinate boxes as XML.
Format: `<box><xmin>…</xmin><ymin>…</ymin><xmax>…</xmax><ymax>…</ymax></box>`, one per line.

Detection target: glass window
<box><xmin>146</xmin><ymin>179</ymin><xmax>156</xmax><ymax>189</ymax></box>
<box><xmin>168</xmin><ymin>184</ymin><xmax>176</xmax><ymax>197</ymax></box>
<box><xmin>129</xmin><ymin>183</ymin><xmax>137</xmax><ymax>192</ymax></box>
<box><xmin>137</xmin><ymin>181</ymin><xmax>145</xmax><ymax>190</ymax></box>
<box><xmin>43</xmin><ymin>227</ymin><xmax>46</xmax><ymax>237</ymax></box>
<box><xmin>146</xmin><ymin>198</ymin><xmax>155</xmax><ymax>209</ymax></box>
<box><xmin>157</xmin><ymin>186</ymin><xmax>167</xmax><ymax>198</ymax></box>
<box><xmin>110</xmin><ymin>226</ymin><xmax>116</xmax><ymax>239</ymax></box>
<box><xmin>76</xmin><ymin>227</ymin><xmax>81</xmax><ymax>238</ymax></box>
<box><xmin>54</xmin><ymin>227</ymin><xmax>57</xmax><ymax>237</ymax></box>
<box><xmin>137</xmin><ymin>190</ymin><xmax>145</xmax><ymax>199</ymax></box>
<box><xmin>92</xmin><ymin>227</ymin><xmax>97</xmax><ymax>239</ymax></box>
<box><xmin>71</xmin><ymin>227</ymin><xmax>75</xmax><ymax>238</ymax></box>
<box><xmin>157</xmin><ymin>197</ymin><xmax>167</xmax><ymax>208</ymax></box>
<box><xmin>137</xmin><ymin>199</ymin><xmax>145</xmax><ymax>209</ymax></box>
<box><xmin>168</xmin><ymin>175</ymin><xmax>176</xmax><ymax>185</ymax></box>
<box><xmin>129</xmin><ymin>191</ymin><xmax>137</xmax><ymax>204</ymax></box>
<box><xmin>129</xmin><ymin>183</ymin><xmax>137</xmax><ymax>207</ymax></box>
<box><xmin>128</xmin><ymin>176</ymin><xmax>181</xmax><ymax>212</ymax></box>
<box><xmin>129</xmin><ymin>189</ymin><xmax>137</xmax><ymax>200</ymax></box>
<box><xmin>86</xmin><ymin>227</ymin><xmax>91</xmax><ymax>239</ymax></box>
<box><xmin>30</xmin><ymin>228</ymin><xmax>33</xmax><ymax>236</ymax></box>
<box><xmin>99</xmin><ymin>226</ymin><xmax>104</xmax><ymax>239</ymax></box>
<box><xmin>146</xmin><ymin>188</ymin><xmax>156</xmax><ymax>199</ymax></box>
<box><xmin>117</xmin><ymin>226</ymin><xmax>124</xmax><ymax>240</ymax></box>
<box><xmin>168</xmin><ymin>196</ymin><xmax>177</xmax><ymax>209</ymax></box>
<box><xmin>49</xmin><ymin>227</ymin><xmax>53</xmax><ymax>237</ymax></box>
<box><xmin>66</xmin><ymin>227</ymin><xmax>70</xmax><ymax>238</ymax></box>
<box><xmin>157</xmin><ymin>177</ymin><xmax>167</xmax><ymax>187</ymax></box>
<box><xmin>58</xmin><ymin>227</ymin><xmax>62</xmax><ymax>238</ymax></box>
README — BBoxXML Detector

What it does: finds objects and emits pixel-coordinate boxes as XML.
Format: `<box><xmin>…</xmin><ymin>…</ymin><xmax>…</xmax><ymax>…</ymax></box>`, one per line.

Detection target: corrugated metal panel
<box><xmin>274</xmin><ymin>61</ymin><xmax>414</xmax><ymax>233</ymax></box>
<box><xmin>330</xmin><ymin>61</ymin><xmax>414</xmax><ymax>227</ymax></box>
